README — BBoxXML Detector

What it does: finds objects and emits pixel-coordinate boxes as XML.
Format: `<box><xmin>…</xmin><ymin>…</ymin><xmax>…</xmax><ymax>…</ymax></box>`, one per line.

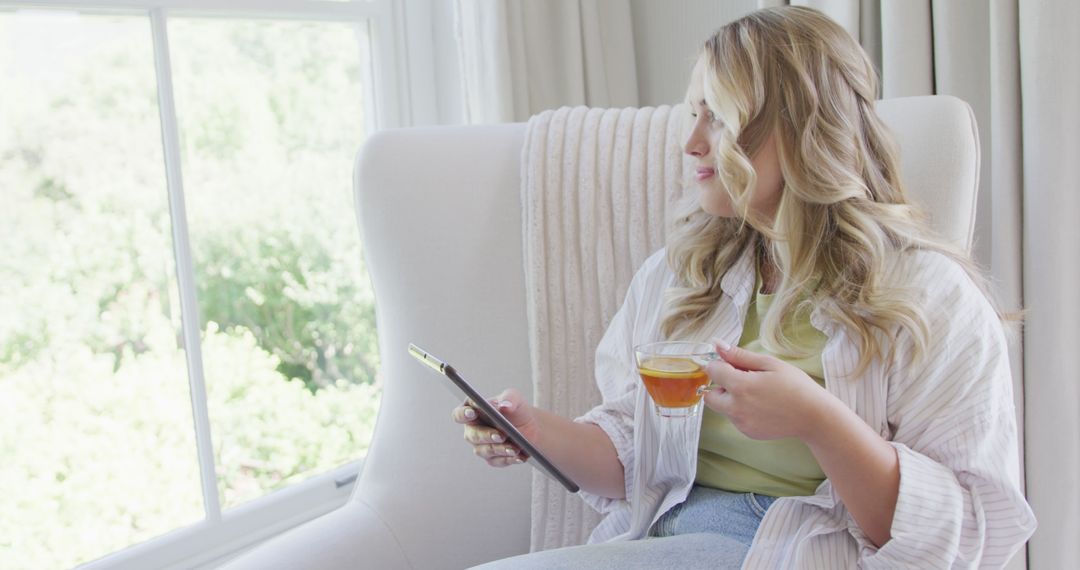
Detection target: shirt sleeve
<box><xmin>573</xmin><ymin>250</ymin><xmax>665</xmax><ymax>514</ymax></box>
<box><xmin>848</xmin><ymin>253</ymin><xmax>1037</xmax><ymax>568</ymax></box>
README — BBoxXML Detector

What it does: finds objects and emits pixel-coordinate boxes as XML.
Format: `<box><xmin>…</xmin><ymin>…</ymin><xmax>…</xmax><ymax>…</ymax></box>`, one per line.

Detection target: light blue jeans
<box><xmin>471</xmin><ymin>486</ymin><xmax>778</xmax><ymax>569</ymax></box>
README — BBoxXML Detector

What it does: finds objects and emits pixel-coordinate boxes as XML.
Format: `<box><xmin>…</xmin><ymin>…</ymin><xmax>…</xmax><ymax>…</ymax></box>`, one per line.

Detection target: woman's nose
<box><xmin>684</xmin><ymin>125</ymin><xmax>709</xmax><ymax>158</ymax></box>
<box><xmin>684</xmin><ymin>136</ymin><xmax>707</xmax><ymax>158</ymax></box>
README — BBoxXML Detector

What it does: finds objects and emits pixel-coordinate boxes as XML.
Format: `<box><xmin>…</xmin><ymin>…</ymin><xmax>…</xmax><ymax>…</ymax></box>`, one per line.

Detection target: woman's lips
<box><xmin>695</xmin><ymin>168</ymin><xmax>716</xmax><ymax>181</ymax></box>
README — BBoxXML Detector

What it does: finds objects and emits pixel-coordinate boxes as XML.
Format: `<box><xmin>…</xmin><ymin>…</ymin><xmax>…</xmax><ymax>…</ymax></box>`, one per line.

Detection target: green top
<box><xmin>695</xmin><ymin>272</ymin><xmax>829</xmax><ymax>497</ymax></box>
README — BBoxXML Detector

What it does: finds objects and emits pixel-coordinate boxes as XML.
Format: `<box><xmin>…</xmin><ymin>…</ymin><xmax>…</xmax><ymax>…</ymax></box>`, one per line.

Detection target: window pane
<box><xmin>167</xmin><ymin>18</ymin><xmax>380</xmax><ymax>509</ymax></box>
<box><xmin>0</xmin><ymin>10</ymin><xmax>204</xmax><ymax>568</ymax></box>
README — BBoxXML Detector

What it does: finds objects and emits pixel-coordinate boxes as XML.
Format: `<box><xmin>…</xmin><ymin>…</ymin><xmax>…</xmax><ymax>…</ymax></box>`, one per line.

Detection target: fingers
<box><xmin>451</xmin><ymin>403</ymin><xmax>480</xmax><ymax>425</ymax></box>
<box><xmin>488</xmin><ymin>389</ymin><xmax>523</xmax><ymax>418</ymax></box>
<box><xmin>473</xmin><ymin>442</ymin><xmax>527</xmax><ymax>466</ymax></box>
<box><xmin>493</xmin><ymin>388</ymin><xmax>523</xmax><ymax>408</ymax></box>
<box><xmin>451</xmin><ymin>392</ymin><xmax>517</xmax><ymax>424</ymax></box>
<box><xmin>453</xmin><ymin>390</ymin><xmax>533</xmax><ymax>469</ymax></box>
<box><xmin>705</xmin><ymin>357</ymin><xmax>742</xmax><ymax>392</ymax></box>
<box><xmin>703</xmin><ymin>384</ymin><xmax>734</xmax><ymax>412</ymax></box>
<box><xmin>463</xmin><ymin>423</ymin><xmax>507</xmax><ymax>445</ymax></box>
<box><xmin>484</xmin><ymin>453</ymin><xmax>527</xmax><ymax>468</ymax></box>
<box><xmin>713</xmin><ymin>340</ymin><xmax>774</xmax><ymax>371</ymax></box>
<box><xmin>453</xmin><ymin>399</ymin><xmax>526</xmax><ymax>468</ymax></box>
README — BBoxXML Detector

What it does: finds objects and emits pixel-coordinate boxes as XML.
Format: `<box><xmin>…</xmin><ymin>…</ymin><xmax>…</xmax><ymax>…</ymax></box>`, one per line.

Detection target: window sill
<box><xmin>76</xmin><ymin>459</ymin><xmax>364</xmax><ymax>570</ymax></box>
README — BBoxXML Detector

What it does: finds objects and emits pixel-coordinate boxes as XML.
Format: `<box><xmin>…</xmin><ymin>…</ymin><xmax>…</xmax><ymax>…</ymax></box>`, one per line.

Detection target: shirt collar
<box><xmin>720</xmin><ymin>246</ymin><xmax>756</xmax><ymax>309</ymax></box>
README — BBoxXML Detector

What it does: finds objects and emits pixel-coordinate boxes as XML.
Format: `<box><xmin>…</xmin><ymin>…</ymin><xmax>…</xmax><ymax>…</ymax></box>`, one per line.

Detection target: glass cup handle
<box><xmin>695</xmin><ymin>351</ymin><xmax>722</xmax><ymax>395</ymax></box>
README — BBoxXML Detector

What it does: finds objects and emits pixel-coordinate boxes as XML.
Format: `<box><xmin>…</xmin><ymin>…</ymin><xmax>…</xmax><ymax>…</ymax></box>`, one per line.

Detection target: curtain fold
<box><xmin>878</xmin><ymin>0</ymin><xmax>934</xmax><ymax>97</ymax></box>
<box><xmin>931</xmin><ymin>1</ymin><xmax>992</xmax><ymax>266</ymax></box>
<box><xmin>454</xmin><ymin>0</ymin><xmax>638</xmax><ymax>124</ymax></box>
<box><xmin>988</xmin><ymin>0</ymin><xmax>1024</xmax><ymax>438</ymax></box>
<box><xmin>1017</xmin><ymin>1</ymin><xmax>1080</xmax><ymax>568</ymax></box>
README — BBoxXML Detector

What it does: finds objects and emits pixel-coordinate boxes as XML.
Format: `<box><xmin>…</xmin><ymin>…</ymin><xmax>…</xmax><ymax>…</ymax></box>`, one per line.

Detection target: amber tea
<box><xmin>638</xmin><ymin>357</ymin><xmax>709</xmax><ymax>407</ymax></box>
<box><xmin>634</xmin><ymin>342</ymin><xmax>719</xmax><ymax>418</ymax></box>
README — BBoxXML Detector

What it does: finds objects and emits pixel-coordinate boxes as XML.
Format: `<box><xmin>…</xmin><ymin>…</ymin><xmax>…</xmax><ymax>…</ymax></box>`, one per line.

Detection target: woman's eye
<box><xmin>690</xmin><ymin>110</ymin><xmax>718</xmax><ymax>123</ymax></box>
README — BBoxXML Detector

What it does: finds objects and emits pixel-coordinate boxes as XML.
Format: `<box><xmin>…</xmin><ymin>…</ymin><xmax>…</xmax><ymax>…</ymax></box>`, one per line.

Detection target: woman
<box><xmin>453</xmin><ymin>6</ymin><xmax>1035</xmax><ymax>568</ymax></box>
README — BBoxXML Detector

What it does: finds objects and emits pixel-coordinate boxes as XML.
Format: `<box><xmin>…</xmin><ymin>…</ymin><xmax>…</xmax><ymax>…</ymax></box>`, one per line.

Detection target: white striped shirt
<box><xmin>576</xmin><ymin>247</ymin><xmax>1036</xmax><ymax>568</ymax></box>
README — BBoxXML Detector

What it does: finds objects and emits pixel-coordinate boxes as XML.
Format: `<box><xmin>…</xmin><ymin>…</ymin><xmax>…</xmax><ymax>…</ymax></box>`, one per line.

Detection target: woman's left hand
<box><xmin>701</xmin><ymin>340</ymin><xmax>834</xmax><ymax>441</ymax></box>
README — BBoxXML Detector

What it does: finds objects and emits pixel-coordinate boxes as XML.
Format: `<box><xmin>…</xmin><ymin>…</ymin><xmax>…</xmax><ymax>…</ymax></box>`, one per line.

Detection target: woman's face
<box><xmin>683</xmin><ymin>58</ymin><xmax>784</xmax><ymax>221</ymax></box>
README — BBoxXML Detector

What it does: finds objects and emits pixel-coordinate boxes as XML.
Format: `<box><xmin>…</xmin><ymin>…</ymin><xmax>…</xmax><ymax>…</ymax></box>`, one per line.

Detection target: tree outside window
<box><xmin>0</xmin><ymin>10</ymin><xmax>381</xmax><ymax>569</ymax></box>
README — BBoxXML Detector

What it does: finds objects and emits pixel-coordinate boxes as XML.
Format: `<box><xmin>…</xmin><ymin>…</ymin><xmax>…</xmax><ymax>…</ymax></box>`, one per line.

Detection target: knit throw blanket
<box><xmin>520</xmin><ymin>105</ymin><xmax>690</xmax><ymax>551</ymax></box>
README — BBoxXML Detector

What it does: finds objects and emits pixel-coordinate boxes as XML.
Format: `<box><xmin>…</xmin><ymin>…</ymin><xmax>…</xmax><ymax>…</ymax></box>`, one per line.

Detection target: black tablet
<box><xmin>408</xmin><ymin>343</ymin><xmax>580</xmax><ymax>494</ymax></box>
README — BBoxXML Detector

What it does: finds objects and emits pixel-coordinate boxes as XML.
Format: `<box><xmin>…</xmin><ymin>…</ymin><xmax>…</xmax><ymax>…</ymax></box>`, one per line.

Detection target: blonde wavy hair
<box><xmin>661</xmin><ymin>6</ymin><xmax>1003</xmax><ymax>376</ymax></box>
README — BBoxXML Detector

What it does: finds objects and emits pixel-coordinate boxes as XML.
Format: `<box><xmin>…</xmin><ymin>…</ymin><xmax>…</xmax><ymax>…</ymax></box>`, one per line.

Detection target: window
<box><xmin>0</xmin><ymin>1</ymin><xmax>400</xmax><ymax>568</ymax></box>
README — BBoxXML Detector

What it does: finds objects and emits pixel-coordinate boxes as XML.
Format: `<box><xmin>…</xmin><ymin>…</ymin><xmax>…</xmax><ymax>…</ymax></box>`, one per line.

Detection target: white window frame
<box><xmin>2</xmin><ymin>1</ymin><xmax>418</xmax><ymax>568</ymax></box>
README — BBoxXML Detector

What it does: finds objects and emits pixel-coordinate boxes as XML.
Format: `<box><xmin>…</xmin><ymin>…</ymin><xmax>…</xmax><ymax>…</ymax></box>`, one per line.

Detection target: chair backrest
<box><xmin>875</xmin><ymin>96</ymin><xmax>980</xmax><ymax>249</ymax></box>
<box><xmin>352</xmin><ymin>123</ymin><xmax>535</xmax><ymax>569</ymax></box>
<box><xmin>350</xmin><ymin>95</ymin><xmax>979</xmax><ymax>569</ymax></box>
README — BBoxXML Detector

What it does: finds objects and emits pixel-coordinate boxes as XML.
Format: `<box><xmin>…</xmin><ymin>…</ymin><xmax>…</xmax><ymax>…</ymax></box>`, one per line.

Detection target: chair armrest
<box><xmin>218</xmin><ymin>501</ymin><xmax>409</xmax><ymax>570</ymax></box>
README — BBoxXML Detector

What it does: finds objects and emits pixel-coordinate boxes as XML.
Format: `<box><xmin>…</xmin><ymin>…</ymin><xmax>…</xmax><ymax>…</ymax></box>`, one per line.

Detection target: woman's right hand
<box><xmin>451</xmin><ymin>388</ymin><xmax>539</xmax><ymax>468</ymax></box>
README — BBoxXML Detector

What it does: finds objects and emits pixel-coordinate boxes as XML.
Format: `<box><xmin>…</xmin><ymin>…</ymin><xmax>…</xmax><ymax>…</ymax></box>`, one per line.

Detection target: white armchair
<box><xmin>221</xmin><ymin>96</ymin><xmax>985</xmax><ymax>569</ymax></box>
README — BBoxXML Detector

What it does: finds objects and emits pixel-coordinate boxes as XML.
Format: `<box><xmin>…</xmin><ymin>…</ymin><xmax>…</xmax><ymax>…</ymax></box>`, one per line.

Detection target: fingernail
<box><xmin>505</xmin><ymin>447</ymin><xmax>517</xmax><ymax>456</ymax></box>
<box><xmin>498</xmin><ymin>400</ymin><xmax>513</xmax><ymax>410</ymax></box>
<box><xmin>714</xmin><ymin>339</ymin><xmax>732</xmax><ymax>351</ymax></box>
<box><xmin>463</xmin><ymin>408</ymin><xmax>476</xmax><ymax>420</ymax></box>
<box><xmin>514</xmin><ymin>458</ymin><xmax>524</xmax><ymax>464</ymax></box>
<box><xmin>491</xmin><ymin>433</ymin><xmax>504</xmax><ymax>443</ymax></box>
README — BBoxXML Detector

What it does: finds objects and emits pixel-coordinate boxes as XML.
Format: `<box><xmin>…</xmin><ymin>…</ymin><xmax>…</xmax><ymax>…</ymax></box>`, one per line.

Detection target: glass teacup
<box><xmin>634</xmin><ymin>341</ymin><xmax>719</xmax><ymax>417</ymax></box>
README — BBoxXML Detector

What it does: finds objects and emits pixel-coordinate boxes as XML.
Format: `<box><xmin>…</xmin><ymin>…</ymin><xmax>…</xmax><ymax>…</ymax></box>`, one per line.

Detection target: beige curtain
<box><xmin>453</xmin><ymin>0</ymin><xmax>639</xmax><ymax>124</ymax></box>
<box><xmin>762</xmin><ymin>1</ymin><xmax>1080</xmax><ymax>568</ymax></box>
<box><xmin>1015</xmin><ymin>1</ymin><xmax>1080</xmax><ymax>568</ymax></box>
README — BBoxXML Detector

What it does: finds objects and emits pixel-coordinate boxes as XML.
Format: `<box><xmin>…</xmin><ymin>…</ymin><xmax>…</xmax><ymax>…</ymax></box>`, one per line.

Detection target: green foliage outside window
<box><xmin>0</xmin><ymin>14</ymin><xmax>381</xmax><ymax>569</ymax></box>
